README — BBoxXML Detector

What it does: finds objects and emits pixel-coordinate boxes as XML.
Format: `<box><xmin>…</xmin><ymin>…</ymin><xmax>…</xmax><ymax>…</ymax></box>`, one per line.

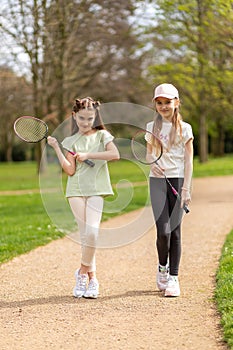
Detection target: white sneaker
<box><xmin>156</xmin><ymin>265</ymin><xmax>169</xmax><ymax>291</ymax></box>
<box><xmin>165</xmin><ymin>276</ymin><xmax>180</xmax><ymax>297</ymax></box>
<box><xmin>83</xmin><ymin>278</ymin><xmax>99</xmax><ymax>299</ymax></box>
<box><xmin>73</xmin><ymin>269</ymin><xmax>88</xmax><ymax>298</ymax></box>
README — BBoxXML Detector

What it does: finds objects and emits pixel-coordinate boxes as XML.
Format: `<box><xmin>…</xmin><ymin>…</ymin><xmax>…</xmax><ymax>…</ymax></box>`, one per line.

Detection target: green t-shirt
<box><xmin>61</xmin><ymin>130</ymin><xmax>114</xmax><ymax>197</ymax></box>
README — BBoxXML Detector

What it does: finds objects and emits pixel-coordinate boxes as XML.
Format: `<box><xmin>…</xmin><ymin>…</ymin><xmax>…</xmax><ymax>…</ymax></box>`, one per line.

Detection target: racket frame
<box><xmin>131</xmin><ymin>129</ymin><xmax>163</xmax><ymax>165</ymax></box>
<box><xmin>14</xmin><ymin>116</ymin><xmax>48</xmax><ymax>143</ymax></box>
<box><xmin>14</xmin><ymin>116</ymin><xmax>95</xmax><ymax>167</ymax></box>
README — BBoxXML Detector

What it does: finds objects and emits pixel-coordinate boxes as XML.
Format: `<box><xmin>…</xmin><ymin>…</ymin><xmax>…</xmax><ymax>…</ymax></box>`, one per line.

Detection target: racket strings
<box><xmin>132</xmin><ymin>133</ymin><xmax>149</xmax><ymax>163</ymax></box>
<box><xmin>14</xmin><ymin>118</ymin><xmax>47</xmax><ymax>142</ymax></box>
<box><xmin>132</xmin><ymin>130</ymin><xmax>162</xmax><ymax>164</ymax></box>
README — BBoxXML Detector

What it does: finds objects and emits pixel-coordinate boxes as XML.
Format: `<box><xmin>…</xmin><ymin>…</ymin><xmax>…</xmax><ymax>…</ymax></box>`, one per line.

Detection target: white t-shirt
<box><xmin>146</xmin><ymin>120</ymin><xmax>193</xmax><ymax>178</ymax></box>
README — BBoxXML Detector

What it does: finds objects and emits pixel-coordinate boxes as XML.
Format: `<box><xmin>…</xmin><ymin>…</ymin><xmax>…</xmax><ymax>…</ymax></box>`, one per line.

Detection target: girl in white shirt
<box><xmin>147</xmin><ymin>83</ymin><xmax>193</xmax><ymax>297</ymax></box>
<box><xmin>48</xmin><ymin>97</ymin><xmax>119</xmax><ymax>299</ymax></box>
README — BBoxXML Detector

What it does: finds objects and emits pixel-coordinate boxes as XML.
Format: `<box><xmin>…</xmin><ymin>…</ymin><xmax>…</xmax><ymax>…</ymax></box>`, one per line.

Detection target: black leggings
<box><xmin>150</xmin><ymin>177</ymin><xmax>184</xmax><ymax>276</ymax></box>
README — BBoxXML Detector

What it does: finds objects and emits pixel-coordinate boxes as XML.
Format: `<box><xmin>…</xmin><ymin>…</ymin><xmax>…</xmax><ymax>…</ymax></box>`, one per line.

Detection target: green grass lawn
<box><xmin>0</xmin><ymin>194</ymin><xmax>64</xmax><ymax>263</ymax></box>
<box><xmin>0</xmin><ymin>161</ymin><xmax>39</xmax><ymax>191</ymax></box>
<box><xmin>0</xmin><ymin>156</ymin><xmax>232</xmax><ymax>348</ymax></box>
<box><xmin>193</xmin><ymin>154</ymin><xmax>233</xmax><ymax>177</ymax></box>
<box><xmin>215</xmin><ymin>230</ymin><xmax>233</xmax><ymax>349</ymax></box>
<box><xmin>0</xmin><ymin>154</ymin><xmax>232</xmax><ymax>191</ymax></box>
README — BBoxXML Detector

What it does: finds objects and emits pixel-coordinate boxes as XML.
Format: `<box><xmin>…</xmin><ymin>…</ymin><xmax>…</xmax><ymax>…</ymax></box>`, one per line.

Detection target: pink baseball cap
<box><xmin>153</xmin><ymin>83</ymin><xmax>179</xmax><ymax>100</ymax></box>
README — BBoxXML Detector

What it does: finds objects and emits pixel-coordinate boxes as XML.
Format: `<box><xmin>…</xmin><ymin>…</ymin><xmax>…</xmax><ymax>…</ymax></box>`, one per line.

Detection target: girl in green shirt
<box><xmin>48</xmin><ymin>97</ymin><xmax>119</xmax><ymax>299</ymax></box>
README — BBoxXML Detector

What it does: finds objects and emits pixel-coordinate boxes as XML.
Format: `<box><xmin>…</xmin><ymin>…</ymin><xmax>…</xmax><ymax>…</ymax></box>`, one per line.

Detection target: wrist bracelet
<box><xmin>181</xmin><ymin>187</ymin><xmax>189</xmax><ymax>191</ymax></box>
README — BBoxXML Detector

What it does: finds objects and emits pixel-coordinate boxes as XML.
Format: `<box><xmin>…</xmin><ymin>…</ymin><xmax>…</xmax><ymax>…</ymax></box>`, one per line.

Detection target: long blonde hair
<box><xmin>152</xmin><ymin>104</ymin><xmax>183</xmax><ymax>150</ymax></box>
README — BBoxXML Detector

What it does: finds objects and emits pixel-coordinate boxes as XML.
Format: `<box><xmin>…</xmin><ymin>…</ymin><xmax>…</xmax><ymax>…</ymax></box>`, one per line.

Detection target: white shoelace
<box><xmin>76</xmin><ymin>275</ymin><xmax>87</xmax><ymax>290</ymax></box>
<box><xmin>87</xmin><ymin>279</ymin><xmax>98</xmax><ymax>291</ymax></box>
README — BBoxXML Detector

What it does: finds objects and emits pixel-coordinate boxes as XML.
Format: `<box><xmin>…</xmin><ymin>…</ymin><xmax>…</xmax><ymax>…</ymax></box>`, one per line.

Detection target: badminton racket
<box><xmin>131</xmin><ymin>128</ymin><xmax>189</xmax><ymax>213</ymax></box>
<box><xmin>14</xmin><ymin>116</ymin><xmax>95</xmax><ymax>167</ymax></box>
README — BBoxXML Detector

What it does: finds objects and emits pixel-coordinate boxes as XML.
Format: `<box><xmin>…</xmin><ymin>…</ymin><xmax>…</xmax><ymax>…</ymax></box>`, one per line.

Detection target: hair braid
<box><xmin>71</xmin><ymin>96</ymin><xmax>105</xmax><ymax>135</ymax></box>
<box><xmin>72</xmin><ymin>97</ymin><xmax>100</xmax><ymax>113</ymax></box>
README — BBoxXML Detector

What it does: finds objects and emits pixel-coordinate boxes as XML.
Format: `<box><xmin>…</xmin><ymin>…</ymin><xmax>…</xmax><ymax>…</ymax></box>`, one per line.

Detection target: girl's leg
<box><xmin>164</xmin><ymin>178</ymin><xmax>182</xmax><ymax>298</ymax></box>
<box><xmin>169</xmin><ymin>225</ymin><xmax>181</xmax><ymax>276</ymax></box>
<box><xmin>167</xmin><ymin>178</ymin><xmax>183</xmax><ymax>276</ymax></box>
<box><xmin>83</xmin><ymin>195</ymin><xmax>104</xmax><ymax>278</ymax></box>
<box><xmin>68</xmin><ymin>196</ymin><xmax>103</xmax><ymax>275</ymax></box>
<box><xmin>68</xmin><ymin>197</ymin><xmax>89</xmax><ymax>297</ymax></box>
<box><xmin>150</xmin><ymin>177</ymin><xmax>170</xmax><ymax>267</ymax></box>
<box><xmin>68</xmin><ymin>197</ymin><xmax>88</xmax><ymax>273</ymax></box>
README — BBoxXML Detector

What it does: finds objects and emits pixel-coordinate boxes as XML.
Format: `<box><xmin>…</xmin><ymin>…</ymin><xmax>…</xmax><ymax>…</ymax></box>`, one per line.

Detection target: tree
<box><xmin>206</xmin><ymin>1</ymin><xmax>233</xmax><ymax>155</ymax></box>
<box><xmin>0</xmin><ymin>0</ymin><xmax>146</xmax><ymax>164</ymax></box>
<box><xmin>0</xmin><ymin>67</ymin><xmax>32</xmax><ymax>161</ymax></box>
<box><xmin>144</xmin><ymin>0</ymin><xmax>233</xmax><ymax>161</ymax></box>
<box><xmin>0</xmin><ymin>0</ymin><xmax>50</xmax><ymax>166</ymax></box>
<box><xmin>42</xmin><ymin>0</ymin><xmax>143</xmax><ymax>110</ymax></box>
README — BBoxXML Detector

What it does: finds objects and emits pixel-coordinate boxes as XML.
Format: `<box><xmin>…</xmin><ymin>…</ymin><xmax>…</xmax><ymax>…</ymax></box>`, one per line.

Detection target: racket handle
<box><xmin>176</xmin><ymin>190</ymin><xmax>190</xmax><ymax>213</ymax></box>
<box><xmin>69</xmin><ymin>152</ymin><xmax>95</xmax><ymax>167</ymax></box>
<box><xmin>66</xmin><ymin>152</ymin><xmax>95</xmax><ymax>167</ymax></box>
<box><xmin>68</xmin><ymin>151</ymin><xmax>95</xmax><ymax>167</ymax></box>
<box><xmin>171</xmin><ymin>187</ymin><xmax>178</xmax><ymax>196</ymax></box>
<box><xmin>166</xmin><ymin>178</ymin><xmax>190</xmax><ymax>213</ymax></box>
<box><xmin>84</xmin><ymin>159</ymin><xmax>95</xmax><ymax>167</ymax></box>
<box><xmin>172</xmin><ymin>186</ymin><xmax>190</xmax><ymax>213</ymax></box>
<box><xmin>183</xmin><ymin>204</ymin><xmax>190</xmax><ymax>214</ymax></box>
<box><xmin>60</xmin><ymin>144</ymin><xmax>95</xmax><ymax>167</ymax></box>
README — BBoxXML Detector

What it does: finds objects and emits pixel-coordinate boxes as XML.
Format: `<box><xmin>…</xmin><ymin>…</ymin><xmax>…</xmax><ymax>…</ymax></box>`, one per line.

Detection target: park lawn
<box><xmin>215</xmin><ymin>230</ymin><xmax>233</xmax><ymax>350</ymax></box>
<box><xmin>0</xmin><ymin>153</ymin><xmax>233</xmax><ymax>191</ymax></box>
<box><xmin>0</xmin><ymin>194</ymin><xmax>64</xmax><ymax>263</ymax></box>
<box><xmin>0</xmin><ymin>161</ymin><xmax>39</xmax><ymax>191</ymax></box>
<box><xmin>193</xmin><ymin>154</ymin><xmax>233</xmax><ymax>177</ymax></box>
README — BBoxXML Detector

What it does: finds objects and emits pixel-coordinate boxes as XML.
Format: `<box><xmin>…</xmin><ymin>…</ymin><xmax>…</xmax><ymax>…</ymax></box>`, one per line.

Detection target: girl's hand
<box><xmin>151</xmin><ymin>163</ymin><xmax>165</xmax><ymax>177</ymax></box>
<box><xmin>75</xmin><ymin>152</ymin><xmax>89</xmax><ymax>163</ymax></box>
<box><xmin>181</xmin><ymin>188</ymin><xmax>191</xmax><ymax>209</ymax></box>
<box><xmin>47</xmin><ymin>136</ymin><xmax>59</xmax><ymax>149</ymax></box>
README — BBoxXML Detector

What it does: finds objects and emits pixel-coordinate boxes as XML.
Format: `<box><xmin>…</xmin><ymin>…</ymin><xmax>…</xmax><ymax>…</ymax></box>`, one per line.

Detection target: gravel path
<box><xmin>0</xmin><ymin>176</ymin><xmax>232</xmax><ymax>350</ymax></box>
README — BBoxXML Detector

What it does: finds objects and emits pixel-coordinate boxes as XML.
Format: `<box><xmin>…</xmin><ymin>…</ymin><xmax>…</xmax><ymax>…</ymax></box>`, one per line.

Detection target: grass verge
<box><xmin>0</xmin><ymin>194</ymin><xmax>64</xmax><ymax>264</ymax></box>
<box><xmin>215</xmin><ymin>230</ymin><xmax>233</xmax><ymax>350</ymax></box>
<box><xmin>193</xmin><ymin>154</ymin><xmax>233</xmax><ymax>177</ymax></box>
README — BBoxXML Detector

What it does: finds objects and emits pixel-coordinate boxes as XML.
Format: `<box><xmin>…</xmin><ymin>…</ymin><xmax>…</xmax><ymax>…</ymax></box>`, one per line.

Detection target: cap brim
<box><xmin>153</xmin><ymin>93</ymin><xmax>178</xmax><ymax>100</ymax></box>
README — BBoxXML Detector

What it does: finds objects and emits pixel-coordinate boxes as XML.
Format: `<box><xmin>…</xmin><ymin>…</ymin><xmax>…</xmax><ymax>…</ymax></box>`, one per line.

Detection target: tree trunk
<box><xmin>198</xmin><ymin>111</ymin><xmax>208</xmax><ymax>163</ymax></box>
<box><xmin>197</xmin><ymin>0</ymin><xmax>208</xmax><ymax>163</ymax></box>
<box><xmin>211</xmin><ymin>122</ymin><xmax>225</xmax><ymax>156</ymax></box>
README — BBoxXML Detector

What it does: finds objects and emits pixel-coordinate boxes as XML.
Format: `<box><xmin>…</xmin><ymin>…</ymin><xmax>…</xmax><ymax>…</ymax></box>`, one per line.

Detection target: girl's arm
<box><xmin>75</xmin><ymin>141</ymin><xmax>120</xmax><ymax>162</ymax></box>
<box><xmin>181</xmin><ymin>138</ymin><xmax>193</xmax><ymax>207</ymax></box>
<box><xmin>47</xmin><ymin>136</ymin><xmax>76</xmax><ymax>176</ymax></box>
